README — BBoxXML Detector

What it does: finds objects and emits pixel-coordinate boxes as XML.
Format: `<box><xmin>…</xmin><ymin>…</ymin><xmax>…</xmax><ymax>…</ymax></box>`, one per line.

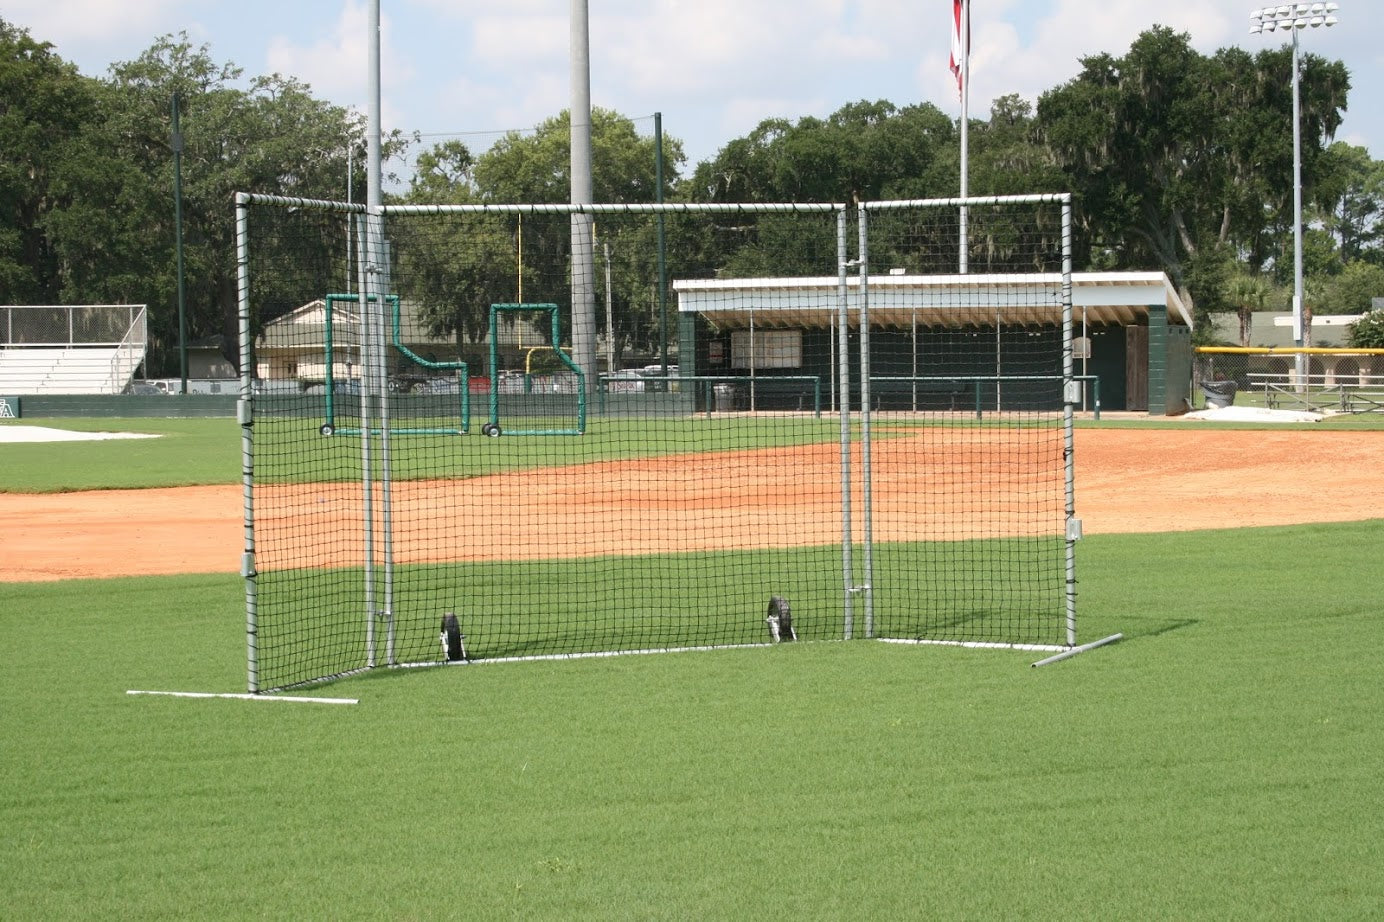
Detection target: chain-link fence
<box><xmin>1194</xmin><ymin>347</ymin><xmax>1384</xmax><ymax>412</ymax></box>
<box><xmin>1</xmin><ymin>305</ymin><xmax>147</xmax><ymax>346</ymax></box>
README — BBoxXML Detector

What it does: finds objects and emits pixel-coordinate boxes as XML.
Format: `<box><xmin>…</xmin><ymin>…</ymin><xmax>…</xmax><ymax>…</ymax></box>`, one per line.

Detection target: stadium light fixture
<box><xmin>1249</xmin><ymin>2</ymin><xmax>1340</xmax><ymax>381</ymax></box>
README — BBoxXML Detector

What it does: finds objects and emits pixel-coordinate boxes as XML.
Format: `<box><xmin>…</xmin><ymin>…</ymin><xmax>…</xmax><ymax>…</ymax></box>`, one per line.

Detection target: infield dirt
<box><xmin>2</xmin><ymin>428</ymin><xmax>1380</xmax><ymax>582</ymax></box>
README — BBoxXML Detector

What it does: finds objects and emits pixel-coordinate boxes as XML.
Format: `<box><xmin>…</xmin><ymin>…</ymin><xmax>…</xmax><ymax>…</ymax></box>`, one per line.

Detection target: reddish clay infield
<box><xmin>3</xmin><ymin>428</ymin><xmax>1382</xmax><ymax>582</ymax></box>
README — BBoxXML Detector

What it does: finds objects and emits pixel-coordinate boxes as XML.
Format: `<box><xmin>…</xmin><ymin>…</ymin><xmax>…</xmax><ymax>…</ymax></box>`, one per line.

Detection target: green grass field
<box><xmin>0</xmin><ymin>415</ymin><xmax>851</xmax><ymax>489</ymax></box>
<box><xmin>0</xmin><ymin>417</ymin><xmax>242</xmax><ymax>491</ymax></box>
<box><xmin>2</xmin><ymin>416</ymin><xmax>1382</xmax><ymax>918</ymax></box>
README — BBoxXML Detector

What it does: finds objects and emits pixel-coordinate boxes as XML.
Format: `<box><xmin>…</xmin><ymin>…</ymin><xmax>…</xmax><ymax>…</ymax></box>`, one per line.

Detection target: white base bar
<box><xmin>127</xmin><ymin>690</ymin><xmax>358</xmax><ymax>705</ymax></box>
<box><xmin>1030</xmin><ymin>633</ymin><xmax>1123</xmax><ymax>667</ymax></box>
<box><xmin>878</xmin><ymin>637</ymin><xmax>1068</xmax><ymax>653</ymax></box>
<box><xmin>878</xmin><ymin>633</ymin><xmax>1124</xmax><ymax>666</ymax></box>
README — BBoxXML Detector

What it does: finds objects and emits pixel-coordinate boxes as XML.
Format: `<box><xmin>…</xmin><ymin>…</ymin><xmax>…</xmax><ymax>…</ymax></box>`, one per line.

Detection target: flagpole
<box><xmin>959</xmin><ymin>0</ymin><xmax>970</xmax><ymax>274</ymax></box>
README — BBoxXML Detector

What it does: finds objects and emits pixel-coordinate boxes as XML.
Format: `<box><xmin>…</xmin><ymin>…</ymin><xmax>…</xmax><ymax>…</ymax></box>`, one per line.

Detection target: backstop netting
<box><xmin>237</xmin><ymin>193</ymin><xmax>1103</xmax><ymax>692</ymax></box>
<box><xmin>855</xmin><ymin>197</ymin><xmax>1080</xmax><ymax>651</ymax></box>
<box><xmin>238</xmin><ymin>197</ymin><xmax>850</xmax><ymax>691</ymax></box>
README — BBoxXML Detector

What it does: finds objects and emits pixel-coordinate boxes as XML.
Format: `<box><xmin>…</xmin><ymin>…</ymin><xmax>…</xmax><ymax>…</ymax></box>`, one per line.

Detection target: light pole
<box><xmin>1249</xmin><ymin>3</ymin><xmax>1340</xmax><ymax>384</ymax></box>
<box><xmin>171</xmin><ymin>92</ymin><xmax>187</xmax><ymax>394</ymax></box>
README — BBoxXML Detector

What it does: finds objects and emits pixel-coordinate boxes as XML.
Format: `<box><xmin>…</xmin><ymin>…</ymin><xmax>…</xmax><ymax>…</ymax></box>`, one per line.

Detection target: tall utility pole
<box><xmin>655</xmin><ymin>112</ymin><xmax>669</xmax><ymax>374</ymax></box>
<box><xmin>569</xmin><ymin>0</ymin><xmax>597</xmax><ymax>391</ymax></box>
<box><xmin>1249</xmin><ymin>3</ymin><xmax>1341</xmax><ymax>384</ymax></box>
<box><xmin>172</xmin><ymin>92</ymin><xmax>188</xmax><ymax>393</ymax></box>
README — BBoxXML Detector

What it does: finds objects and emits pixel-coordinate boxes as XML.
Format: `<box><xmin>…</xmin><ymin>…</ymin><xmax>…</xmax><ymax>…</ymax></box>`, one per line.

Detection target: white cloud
<box><xmin>716</xmin><ymin>94</ymin><xmax>832</xmax><ymax>147</ymax></box>
<box><xmin>921</xmin><ymin>0</ymin><xmax>1243</xmax><ymax>120</ymax></box>
<box><xmin>3</xmin><ymin>0</ymin><xmax>191</xmax><ymax>46</ymax></box>
<box><xmin>262</xmin><ymin>2</ymin><xmax>418</xmax><ymax>129</ymax></box>
<box><xmin>3</xmin><ymin>0</ymin><xmax>209</xmax><ymax>76</ymax></box>
<box><xmin>5</xmin><ymin>0</ymin><xmax>1380</xmax><ymax>167</ymax></box>
<box><xmin>469</xmin><ymin>14</ymin><xmax>568</xmax><ymax>65</ymax></box>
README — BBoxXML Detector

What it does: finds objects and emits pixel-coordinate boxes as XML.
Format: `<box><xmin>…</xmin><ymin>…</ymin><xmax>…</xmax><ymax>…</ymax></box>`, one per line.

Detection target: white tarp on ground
<box><xmin>0</xmin><ymin>425</ymin><xmax>160</xmax><ymax>442</ymax></box>
<box><xmin>1183</xmin><ymin>406</ymin><xmax>1323</xmax><ymax>423</ymax></box>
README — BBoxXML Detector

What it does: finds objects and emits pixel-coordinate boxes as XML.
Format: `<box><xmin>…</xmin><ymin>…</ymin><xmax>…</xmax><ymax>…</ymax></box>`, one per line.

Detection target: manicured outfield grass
<box><xmin>3</xmin><ymin>413</ymin><xmax>1383</xmax><ymax>917</ymax></box>
<box><xmin>0</xmin><ymin>417</ymin><xmax>241</xmax><ymax>491</ymax></box>
<box><xmin>0</xmin><ymin>414</ymin><xmax>848</xmax><ymax>491</ymax></box>
<box><xmin>2</xmin><ymin>522</ymin><xmax>1382</xmax><ymax>919</ymax></box>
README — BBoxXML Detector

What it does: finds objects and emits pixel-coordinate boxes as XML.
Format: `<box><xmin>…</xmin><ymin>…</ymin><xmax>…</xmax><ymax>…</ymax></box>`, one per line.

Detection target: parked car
<box><xmin>605</xmin><ymin>370</ymin><xmax>645</xmax><ymax>393</ymax></box>
<box><xmin>124</xmin><ymin>382</ymin><xmax>166</xmax><ymax>395</ymax></box>
<box><xmin>417</xmin><ymin>377</ymin><xmax>463</xmax><ymax>394</ymax></box>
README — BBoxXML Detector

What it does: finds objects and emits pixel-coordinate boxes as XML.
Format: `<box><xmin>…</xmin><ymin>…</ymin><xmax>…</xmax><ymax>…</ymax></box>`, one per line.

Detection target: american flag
<box><xmin>949</xmin><ymin>0</ymin><xmax>969</xmax><ymax>97</ymax></box>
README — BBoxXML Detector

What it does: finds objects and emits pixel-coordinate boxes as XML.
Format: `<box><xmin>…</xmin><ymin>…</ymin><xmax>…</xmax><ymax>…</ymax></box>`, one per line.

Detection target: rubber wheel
<box><xmin>319</xmin><ymin>423</ymin><xmax>335</xmax><ymax>437</ymax></box>
<box><xmin>482</xmin><ymin>423</ymin><xmax>502</xmax><ymax>438</ymax></box>
<box><xmin>440</xmin><ymin>613</ymin><xmax>465</xmax><ymax>661</ymax></box>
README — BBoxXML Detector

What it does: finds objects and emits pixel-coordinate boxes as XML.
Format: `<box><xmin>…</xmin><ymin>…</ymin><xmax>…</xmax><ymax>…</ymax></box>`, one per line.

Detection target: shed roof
<box><xmin>674</xmin><ymin>271</ymin><xmax>1191</xmax><ymax>330</ymax></box>
<box><xmin>257</xmin><ymin>298</ymin><xmax>448</xmax><ymax>350</ymax></box>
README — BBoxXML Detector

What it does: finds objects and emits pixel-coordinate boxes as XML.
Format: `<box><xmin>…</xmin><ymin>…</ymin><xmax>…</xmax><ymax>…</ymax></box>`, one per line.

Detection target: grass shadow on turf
<box><xmin>1116</xmin><ymin>616</ymin><xmax>1200</xmax><ymax>640</ymax></box>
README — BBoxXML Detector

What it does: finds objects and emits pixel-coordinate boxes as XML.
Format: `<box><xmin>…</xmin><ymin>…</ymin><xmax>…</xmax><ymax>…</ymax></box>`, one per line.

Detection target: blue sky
<box><xmin>5</xmin><ymin>1</ymin><xmax>1379</xmax><ymax>177</ymax></box>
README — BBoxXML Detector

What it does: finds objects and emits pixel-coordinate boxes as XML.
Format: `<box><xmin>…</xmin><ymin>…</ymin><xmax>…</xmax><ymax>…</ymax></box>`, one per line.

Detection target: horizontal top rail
<box><xmin>1246</xmin><ymin>372</ymin><xmax>1382</xmax><ymax>385</ymax></box>
<box><xmin>235</xmin><ymin>193</ymin><xmax>847</xmax><ymax>215</ymax></box>
<box><xmin>235</xmin><ymin>192</ymin><xmax>366</xmax><ymax>213</ymax></box>
<box><xmin>1</xmin><ymin>305</ymin><xmax>143</xmax><ymax>310</ymax></box>
<box><xmin>598</xmin><ymin>373</ymin><xmax>822</xmax><ymax>382</ymax></box>
<box><xmin>1197</xmin><ymin>346</ymin><xmax>1384</xmax><ymax>355</ymax></box>
<box><xmin>235</xmin><ymin>195</ymin><xmax>1082</xmax><ymax>216</ymax></box>
<box><xmin>872</xmin><ymin>374</ymin><xmax>1094</xmax><ymax>383</ymax></box>
<box><xmin>385</xmin><ymin>202</ymin><xmax>846</xmax><ymax>216</ymax></box>
<box><xmin>860</xmin><ymin>192</ymin><xmax>1072</xmax><ymax>211</ymax></box>
<box><xmin>235</xmin><ymin>194</ymin><xmax>1081</xmax><ymax>219</ymax></box>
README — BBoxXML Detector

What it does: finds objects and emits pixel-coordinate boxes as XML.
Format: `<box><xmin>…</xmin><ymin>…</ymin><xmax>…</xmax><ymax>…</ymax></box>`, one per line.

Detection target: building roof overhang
<box><xmin>673</xmin><ymin>271</ymin><xmax>1191</xmax><ymax>330</ymax></box>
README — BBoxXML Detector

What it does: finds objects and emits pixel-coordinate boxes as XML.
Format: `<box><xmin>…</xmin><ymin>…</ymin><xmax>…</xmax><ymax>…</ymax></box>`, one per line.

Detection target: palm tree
<box><xmin>1226</xmin><ymin>272</ymin><xmax>1273</xmax><ymax>346</ymax></box>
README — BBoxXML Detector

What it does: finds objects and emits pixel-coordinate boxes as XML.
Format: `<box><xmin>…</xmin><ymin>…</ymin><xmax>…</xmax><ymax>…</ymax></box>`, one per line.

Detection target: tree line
<box><xmin>4</xmin><ymin>18</ymin><xmax>1383</xmax><ymax>374</ymax></box>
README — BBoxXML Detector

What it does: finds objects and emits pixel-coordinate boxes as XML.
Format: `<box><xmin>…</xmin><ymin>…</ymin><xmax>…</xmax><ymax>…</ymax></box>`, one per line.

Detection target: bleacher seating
<box><xmin>0</xmin><ymin>346</ymin><xmax>143</xmax><ymax>394</ymax></box>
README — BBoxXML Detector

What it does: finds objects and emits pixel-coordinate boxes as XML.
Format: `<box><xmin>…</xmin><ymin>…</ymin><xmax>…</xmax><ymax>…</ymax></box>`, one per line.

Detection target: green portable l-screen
<box><xmin>319</xmin><ymin>293</ymin><xmax>469</xmax><ymax>436</ymax></box>
<box><xmin>483</xmin><ymin>303</ymin><xmax>586</xmax><ymax>437</ymax></box>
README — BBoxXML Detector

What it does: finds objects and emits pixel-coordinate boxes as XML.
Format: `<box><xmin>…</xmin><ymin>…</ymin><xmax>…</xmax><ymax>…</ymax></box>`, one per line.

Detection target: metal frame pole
<box><xmin>1062</xmin><ymin>201</ymin><xmax>1078</xmax><ymax>648</ymax></box>
<box><xmin>569</xmin><ymin>0</ymin><xmax>598</xmax><ymax>391</ymax></box>
<box><xmin>356</xmin><ymin>226</ymin><xmax>377</xmax><ymax>669</ymax></box>
<box><xmin>235</xmin><ymin>194</ymin><xmax>259</xmax><ymax>693</ymax></box>
<box><xmin>857</xmin><ymin>207</ymin><xmax>874</xmax><ymax>638</ymax></box>
<box><xmin>837</xmin><ymin>208</ymin><xmax>854</xmax><ymax>640</ymax></box>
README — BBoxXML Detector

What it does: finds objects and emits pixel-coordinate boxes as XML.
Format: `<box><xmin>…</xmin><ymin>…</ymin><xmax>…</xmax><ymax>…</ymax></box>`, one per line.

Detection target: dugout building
<box><xmin>674</xmin><ymin>271</ymin><xmax>1193</xmax><ymax>415</ymax></box>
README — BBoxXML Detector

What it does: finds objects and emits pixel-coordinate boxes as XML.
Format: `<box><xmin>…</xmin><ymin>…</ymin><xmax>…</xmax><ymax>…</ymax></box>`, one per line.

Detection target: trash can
<box><xmin>1201</xmin><ymin>379</ymin><xmax>1238</xmax><ymax>409</ymax></box>
<box><xmin>713</xmin><ymin>383</ymin><xmax>737</xmax><ymax>412</ymax></box>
